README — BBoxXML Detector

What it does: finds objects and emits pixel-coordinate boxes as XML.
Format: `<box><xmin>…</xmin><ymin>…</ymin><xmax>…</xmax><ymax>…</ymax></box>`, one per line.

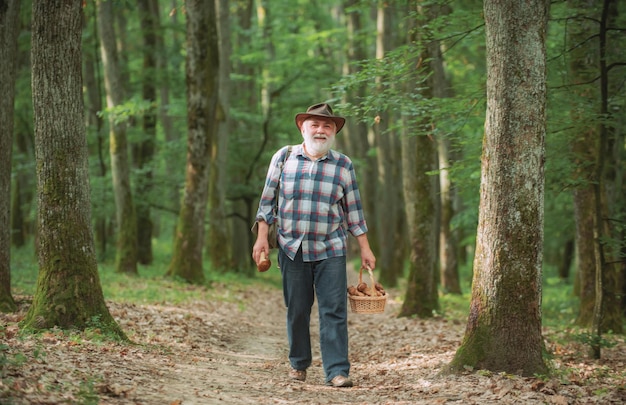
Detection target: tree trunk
<box><xmin>0</xmin><ymin>0</ymin><xmax>20</xmax><ymax>312</ymax></box>
<box><xmin>97</xmin><ymin>0</ymin><xmax>138</xmax><ymax>274</ymax></box>
<box><xmin>134</xmin><ymin>0</ymin><xmax>158</xmax><ymax>265</ymax></box>
<box><xmin>426</xmin><ymin>3</ymin><xmax>461</xmax><ymax>295</ymax></box>
<box><xmin>157</xmin><ymin>0</ymin><xmax>181</xmax><ymax>215</ymax></box>
<box><xmin>207</xmin><ymin>0</ymin><xmax>232</xmax><ymax>271</ymax></box>
<box><xmin>568</xmin><ymin>0</ymin><xmax>621</xmax><ymax>335</ymax></box>
<box><xmin>399</xmin><ymin>121</ymin><xmax>439</xmax><ymax>318</ymax></box>
<box><xmin>604</xmin><ymin>0</ymin><xmax>626</xmax><ymax>321</ymax></box>
<box><xmin>341</xmin><ymin>0</ymin><xmax>378</xmax><ymax>265</ymax></box>
<box><xmin>373</xmin><ymin>2</ymin><xmax>404</xmax><ymax>288</ymax></box>
<box><xmin>230</xmin><ymin>0</ymin><xmax>255</xmax><ymax>271</ymax></box>
<box><xmin>83</xmin><ymin>6</ymin><xmax>108</xmax><ymax>260</ymax></box>
<box><xmin>166</xmin><ymin>0</ymin><xmax>219</xmax><ymax>284</ymax></box>
<box><xmin>447</xmin><ymin>0</ymin><xmax>549</xmax><ymax>376</ymax></box>
<box><xmin>589</xmin><ymin>0</ymin><xmax>623</xmax><ymax>351</ymax></box>
<box><xmin>22</xmin><ymin>0</ymin><xmax>125</xmax><ymax>339</ymax></box>
<box><xmin>398</xmin><ymin>1</ymin><xmax>440</xmax><ymax>318</ymax></box>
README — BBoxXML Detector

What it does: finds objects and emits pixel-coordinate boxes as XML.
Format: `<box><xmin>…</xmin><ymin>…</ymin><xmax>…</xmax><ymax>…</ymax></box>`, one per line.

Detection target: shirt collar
<box><xmin>296</xmin><ymin>143</ymin><xmax>336</xmax><ymax>161</ymax></box>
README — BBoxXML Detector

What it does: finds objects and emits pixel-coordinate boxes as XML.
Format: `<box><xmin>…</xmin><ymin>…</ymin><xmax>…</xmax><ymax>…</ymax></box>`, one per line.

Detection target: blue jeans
<box><xmin>278</xmin><ymin>247</ymin><xmax>350</xmax><ymax>382</ymax></box>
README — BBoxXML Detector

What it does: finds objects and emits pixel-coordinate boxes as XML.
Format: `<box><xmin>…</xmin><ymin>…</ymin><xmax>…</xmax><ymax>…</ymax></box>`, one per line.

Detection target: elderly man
<box><xmin>252</xmin><ymin>103</ymin><xmax>376</xmax><ymax>387</ymax></box>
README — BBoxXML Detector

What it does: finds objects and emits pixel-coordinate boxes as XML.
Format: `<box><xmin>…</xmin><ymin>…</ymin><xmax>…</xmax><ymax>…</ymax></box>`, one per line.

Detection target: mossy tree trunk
<box><xmin>21</xmin><ymin>0</ymin><xmax>125</xmax><ymax>339</ymax></box>
<box><xmin>166</xmin><ymin>0</ymin><xmax>219</xmax><ymax>284</ymax></box>
<box><xmin>97</xmin><ymin>0</ymin><xmax>138</xmax><ymax>274</ymax></box>
<box><xmin>0</xmin><ymin>0</ymin><xmax>20</xmax><ymax>313</ymax></box>
<box><xmin>447</xmin><ymin>0</ymin><xmax>549</xmax><ymax>376</ymax></box>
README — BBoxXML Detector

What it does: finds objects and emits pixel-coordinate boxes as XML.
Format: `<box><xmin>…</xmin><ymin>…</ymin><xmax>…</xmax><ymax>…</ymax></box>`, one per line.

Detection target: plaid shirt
<box><xmin>256</xmin><ymin>144</ymin><xmax>368</xmax><ymax>262</ymax></box>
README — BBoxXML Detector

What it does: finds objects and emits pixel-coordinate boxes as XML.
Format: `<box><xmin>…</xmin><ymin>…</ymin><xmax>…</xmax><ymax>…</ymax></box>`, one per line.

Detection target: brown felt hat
<box><xmin>295</xmin><ymin>103</ymin><xmax>346</xmax><ymax>133</ymax></box>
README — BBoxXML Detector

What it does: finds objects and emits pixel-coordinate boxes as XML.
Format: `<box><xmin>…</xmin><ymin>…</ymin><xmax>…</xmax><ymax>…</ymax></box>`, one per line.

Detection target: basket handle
<box><xmin>359</xmin><ymin>265</ymin><xmax>378</xmax><ymax>293</ymax></box>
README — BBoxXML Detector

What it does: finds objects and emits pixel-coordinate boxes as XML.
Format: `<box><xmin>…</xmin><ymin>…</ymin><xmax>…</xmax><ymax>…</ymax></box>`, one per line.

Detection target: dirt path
<box><xmin>2</xmin><ymin>279</ymin><xmax>625</xmax><ymax>404</ymax></box>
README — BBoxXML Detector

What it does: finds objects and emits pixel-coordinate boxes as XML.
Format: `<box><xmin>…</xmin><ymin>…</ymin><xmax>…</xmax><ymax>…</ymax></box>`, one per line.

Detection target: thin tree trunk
<box><xmin>426</xmin><ymin>3</ymin><xmax>461</xmax><ymax>295</ymax></box>
<box><xmin>341</xmin><ymin>0</ymin><xmax>378</xmax><ymax>263</ymax></box>
<box><xmin>83</xmin><ymin>5</ymin><xmax>108</xmax><ymax>260</ymax></box>
<box><xmin>166</xmin><ymin>0</ymin><xmax>219</xmax><ymax>284</ymax></box>
<box><xmin>134</xmin><ymin>0</ymin><xmax>158</xmax><ymax>265</ymax></box>
<box><xmin>207</xmin><ymin>0</ymin><xmax>232</xmax><ymax>271</ymax></box>
<box><xmin>447</xmin><ymin>0</ymin><xmax>549</xmax><ymax>376</ymax></box>
<box><xmin>157</xmin><ymin>0</ymin><xmax>180</xmax><ymax>215</ymax></box>
<box><xmin>590</xmin><ymin>0</ymin><xmax>623</xmax><ymax>356</ymax></box>
<box><xmin>373</xmin><ymin>2</ymin><xmax>403</xmax><ymax>287</ymax></box>
<box><xmin>22</xmin><ymin>0</ymin><xmax>125</xmax><ymax>339</ymax></box>
<box><xmin>399</xmin><ymin>1</ymin><xmax>439</xmax><ymax>318</ymax></box>
<box><xmin>230</xmin><ymin>0</ymin><xmax>255</xmax><ymax>271</ymax></box>
<box><xmin>97</xmin><ymin>0</ymin><xmax>138</xmax><ymax>274</ymax></box>
<box><xmin>0</xmin><ymin>0</ymin><xmax>20</xmax><ymax>312</ymax></box>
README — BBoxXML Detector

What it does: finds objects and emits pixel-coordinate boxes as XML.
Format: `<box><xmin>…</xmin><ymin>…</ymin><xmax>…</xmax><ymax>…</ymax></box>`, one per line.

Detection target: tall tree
<box><xmin>97</xmin><ymin>0</ymin><xmax>138</xmax><ymax>274</ymax></box>
<box><xmin>341</xmin><ymin>1</ymin><xmax>379</xmax><ymax>267</ymax></box>
<box><xmin>399</xmin><ymin>1</ymin><xmax>439</xmax><ymax>318</ymax></box>
<box><xmin>230</xmin><ymin>0</ymin><xmax>256</xmax><ymax>271</ymax></box>
<box><xmin>206</xmin><ymin>0</ymin><xmax>232</xmax><ymax>271</ymax></box>
<box><xmin>134</xmin><ymin>0</ymin><xmax>158</xmax><ymax>265</ymax></box>
<box><xmin>447</xmin><ymin>0</ymin><xmax>549</xmax><ymax>376</ymax></box>
<box><xmin>373</xmin><ymin>1</ymin><xmax>404</xmax><ymax>287</ymax></box>
<box><xmin>569</xmin><ymin>0</ymin><xmax>602</xmax><ymax>329</ymax></box>
<box><xmin>0</xmin><ymin>0</ymin><xmax>21</xmax><ymax>313</ymax></box>
<box><xmin>166</xmin><ymin>0</ymin><xmax>219</xmax><ymax>284</ymax></box>
<box><xmin>569</xmin><ymin>0</ymin><xmax>623</xmax><ymax>337</ymax></box>
<box><xmin>21</xmin><ymin>0</ymin><xmax>125</xmax><ymax>339</ymax></box>
<box><xmin>427</xmin><ymin>3</ymin><xmax>461</xmax><ymax>295</ymax></box>
<box><xmin>156</xmin><ymin>0</ymin><xmax>182</xmax><ymax>214</ymax></box>
<box><xmin>83</xmin><ymin>4</ymin><xmax>109</xmax><ymax>260</ymax></box>
<box><xmin>588</xmin><ymin>0</ymin><xmax>623</xmax><ymax>355</ymax></box>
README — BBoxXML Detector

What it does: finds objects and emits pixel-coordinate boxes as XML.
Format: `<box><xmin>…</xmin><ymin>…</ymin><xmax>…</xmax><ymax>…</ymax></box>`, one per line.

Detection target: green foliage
<box><xmin>573</xmin><ymin>331</ymin><xmax>618</xmax><ymax>350</ymax></box>
<box><xmin>0</xmin><ymin>341</ymin><xmax>27</xmax><ymax>380</ymax></box>
<box><xmin>542</xmin><ymin>276</ymin><xmax>578</xmax><ymax>329</ymax></box>
<box><xmin>76</xmin><ymin>379</ymin><xmax>99</xmax><ymax>405</ymax></box>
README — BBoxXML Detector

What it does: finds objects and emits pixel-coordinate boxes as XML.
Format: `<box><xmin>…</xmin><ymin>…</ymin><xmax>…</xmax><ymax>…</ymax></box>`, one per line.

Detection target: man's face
<box><xmin>301</xmin><ymin>118</ymin><xmax>336</xmax><ymax>156</ymax></box>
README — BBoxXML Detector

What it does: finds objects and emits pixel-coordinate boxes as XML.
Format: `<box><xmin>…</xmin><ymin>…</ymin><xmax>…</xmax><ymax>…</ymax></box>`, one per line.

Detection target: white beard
<box><xmin>303</xmin><ymin>132</ymin><xmax>335</xmax><ymax>156</ymax></box>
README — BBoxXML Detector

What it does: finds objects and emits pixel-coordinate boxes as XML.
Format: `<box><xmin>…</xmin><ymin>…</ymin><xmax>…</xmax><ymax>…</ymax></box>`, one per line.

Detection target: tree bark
<box><xmin>447</xmin><ymin>0</ymin><xmax>549</xmax><ymax>376</ymax></box>
<box><xmin>97</xmin><ymin>0</ymin><xmax>138</xmax><ymax>274</ymax></box>
<box><xmin>0</xmin><ymin>0</ymin><xmax>20</xmax><ymax>312</ymax></box>
<box><xmin>22</xmin><ymin>0</ymin><xmax>125</xmax><ymax>339</ymax></box>
<box><xmin>166</xmin><ymin>0</ymin><xmax>219</xmax><ymax>284</ymax></box>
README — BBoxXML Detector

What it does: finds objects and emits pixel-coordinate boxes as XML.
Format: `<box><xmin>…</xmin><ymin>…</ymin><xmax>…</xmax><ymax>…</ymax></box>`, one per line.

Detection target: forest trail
<box><xmin>2</xmin><ymin>274</ymin><xmax>625</xmax><ymax>404</ymax></box>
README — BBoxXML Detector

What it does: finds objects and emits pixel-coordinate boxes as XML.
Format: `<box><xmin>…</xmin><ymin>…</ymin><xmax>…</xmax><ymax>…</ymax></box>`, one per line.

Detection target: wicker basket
<box><xmin>348</xmin><ymin>266</ymin><xmax>387</xmax><ymax>314</ymax></box>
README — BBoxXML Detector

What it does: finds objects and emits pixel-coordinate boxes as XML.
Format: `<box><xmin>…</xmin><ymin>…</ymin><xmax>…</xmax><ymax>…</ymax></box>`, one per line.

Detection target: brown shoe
<box><xmin>327</xmin><ymin>375</ymin><xmax>353</xmax><ymax>387</ymax></box>
<box><xmin>289</xmin><ymin>369</ymin><xmax>306</xmax><ymax>381</ymax></box>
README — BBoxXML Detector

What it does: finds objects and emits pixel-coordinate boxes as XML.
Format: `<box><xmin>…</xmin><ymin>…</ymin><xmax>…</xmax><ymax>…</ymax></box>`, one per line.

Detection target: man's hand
<box><xmin>356</xmin><ymin>233</ymin><xmax>376</xmax><ymax>270</ymax></box>
<box><xmin>252</xmin><ymin>221</ymin><xmax>270</xmax><ymax>266</ymax></box>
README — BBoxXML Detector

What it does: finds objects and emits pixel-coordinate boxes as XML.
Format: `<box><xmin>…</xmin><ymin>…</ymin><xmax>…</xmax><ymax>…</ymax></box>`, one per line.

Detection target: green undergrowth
<box><xmin>7</xmin><ymin>244</ymin><xmax>613</xmax><ymax>331</ymax></box>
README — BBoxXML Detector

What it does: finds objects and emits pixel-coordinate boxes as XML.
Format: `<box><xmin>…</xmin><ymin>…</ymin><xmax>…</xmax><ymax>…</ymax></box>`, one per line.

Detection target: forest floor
<box><xmin>1</xmin><ymin>271</ymin><xmax>625</xmax><ymax>405</ymax></box>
